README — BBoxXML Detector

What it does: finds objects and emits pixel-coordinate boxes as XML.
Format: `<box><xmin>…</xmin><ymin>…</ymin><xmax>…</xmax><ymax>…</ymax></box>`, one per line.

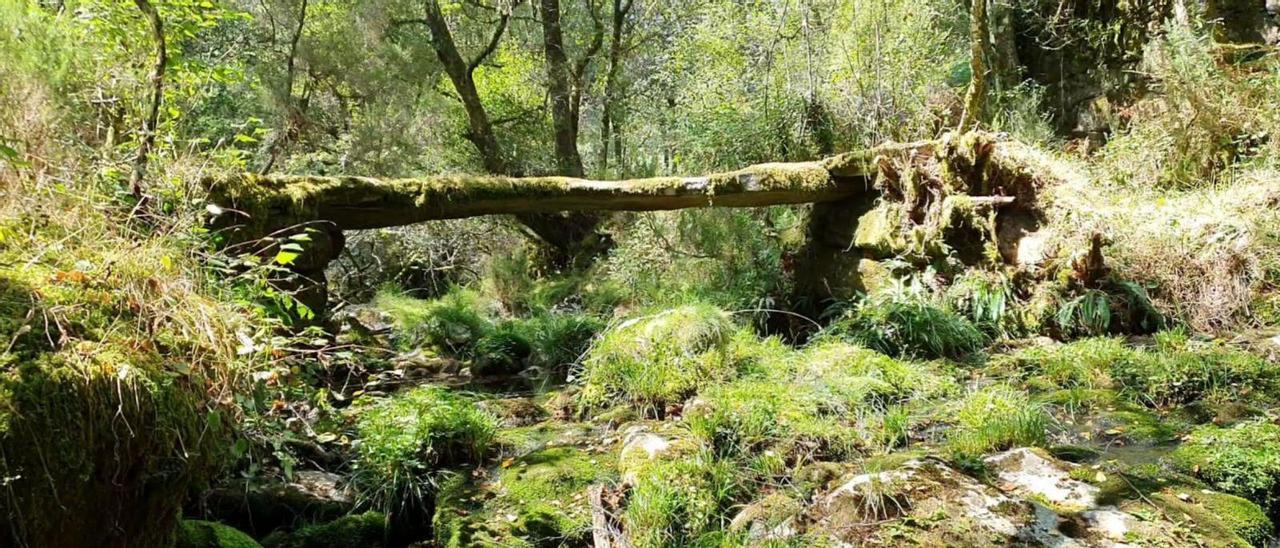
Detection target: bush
<box><xmin>375</xmin><ymin>288</ymin><xmax>499</xmax><ymax>357</ymax></box>
<box><xmin>1172</xmin><ymin>420</ymin><xmax>1280</xmax><ymax>513</ymax></box>
<box><xmin>353</xmin><ymin>387</ymin><xmax>498</xmax><ymax>515</ymax></box>
<box><xmin>825</xmin><ymin>294</ymin><xmax>986</xmax><ymax>360</ymax></box>
<box><xmin>947</xmin><ymin>385</ymin><xmax>1049</xmax><ymax>463</ymax></box>
<box><xmin>947</xmin><ymin>270</ymin><xmax>1023</xmax><ymax>338</ymax></box>
<box><xmin>577</xmin><ymin>305</ymin><xmax>738</xmax><ymax>415</ymax></box>
<box><xmin>471</xmin><ymin>324</ymin><xmax>533</xmax><ymax>376</ymax></box>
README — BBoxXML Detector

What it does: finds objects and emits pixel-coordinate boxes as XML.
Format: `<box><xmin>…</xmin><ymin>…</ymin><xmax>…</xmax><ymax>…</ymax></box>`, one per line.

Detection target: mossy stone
<box><xmin>177</xmin><ymin>520</ymin><xmax>263</xmax><ymax>548</ymax></box>
<box><xmin>259</xmin><ymin>512</ymin><xmax>388</xmax><ymax>548</ymax></box>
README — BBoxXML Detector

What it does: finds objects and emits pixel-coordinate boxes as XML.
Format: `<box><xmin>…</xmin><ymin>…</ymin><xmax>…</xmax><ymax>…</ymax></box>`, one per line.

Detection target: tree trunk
<box><xmin>423</xmin><ymin>0</ymin><xmax>509</xmax><ymax>175</ymax></box>
<box><xmin>540</xmin><ymin>0</ymin><xmax>586</xmax><ymax>177</ymax></box>
<box><xmin>258</xmin><ymin>0</ymin><xmax>309</xmax><ymax>174</ymax></box>
<box><xmin>130</xmin><ymin>0</ymin><xmax>166</xmax><ymax>200</ymax></box>
<box><xmin>600</xmin><ymin>0</ymin><xmax>631</xmax><ymax>175</ymax></box>
<box><xmin>958</xmin><ymin>0</ymin><xmax>989</xmax><ymax>133</ymax></box>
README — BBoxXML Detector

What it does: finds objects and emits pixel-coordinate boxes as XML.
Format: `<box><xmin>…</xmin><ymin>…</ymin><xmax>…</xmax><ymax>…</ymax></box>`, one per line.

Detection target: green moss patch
<box><xmin>177</xmin><ymin>520</ymin><xmax>262</xmax><ymax>548</ymax></box>
<box><xmin>1172</xmin><ymin>419</ymin><xmax>1280</xmax><ymax>513</ymax></box>
<box><xmin>434</xmin><ymin>446</ymin><xmax>617</xmax><ymax>547</ymax></box>
<box><xmin>260</xmin><ymin>512</ymin><xmax>388</xmax><ymax>548</ymax></box>
<box><xmin>577</xmin><ymin>304</ymin><xmax>739</xmax><ymax>415</ymax></box>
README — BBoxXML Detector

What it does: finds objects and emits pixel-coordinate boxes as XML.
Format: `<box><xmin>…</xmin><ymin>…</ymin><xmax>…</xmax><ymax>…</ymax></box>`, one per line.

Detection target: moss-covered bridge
<box><xmin>207</xmin><ymin>131</ymin><xmax>1051</xmax><ymax>315</ymax></box>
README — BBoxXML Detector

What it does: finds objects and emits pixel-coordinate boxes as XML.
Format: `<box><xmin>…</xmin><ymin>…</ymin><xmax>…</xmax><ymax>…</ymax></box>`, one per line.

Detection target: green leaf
<box><xmin>274</xmin><ymin>250</ymin><xmax>300</xmax><ymax>265</ymax></box>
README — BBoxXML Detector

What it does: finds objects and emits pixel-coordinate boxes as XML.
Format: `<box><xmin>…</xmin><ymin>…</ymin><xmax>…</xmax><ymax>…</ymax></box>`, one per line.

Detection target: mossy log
<box><xmin>206</xmin><ymin>158</ymin><xmax>877</xmax><ymax>236</ymax></box>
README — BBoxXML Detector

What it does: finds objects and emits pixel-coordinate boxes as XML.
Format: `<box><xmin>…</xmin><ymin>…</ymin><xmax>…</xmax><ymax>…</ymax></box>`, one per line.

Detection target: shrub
<box><xmin>353</xmin><ymin>387</ymin><xmax>498</xmax><ymax>515</ymax></box>
<box><xmin>519</xmin><ymin>313</ymin><xmax>605</xmax><ymax>371</ymax></box>
<box><xmin>471</xmin><ymin>323</ymin><xmax>533</xmax><ymax>376</ymax></box>
<box><xmin>577</xmin><ymin>305</ymin><xmax>738</xmax><ymax>415</ymax></box>
<box><xmin>825</xmin><ymin>294</ymin><xmax>986</xmax><ymax>360</ymax></box>
<box><xmin>947</xmin><ymin>385</ymin><xmax>1049</xmax><ymax>463</ymax></box>
<box><xmin>947</xmin><ymin>270</ymin><xmax>1023</xmax><ymax>337</ymax></box>
<box><xmin>1172</xmin><ymin>420</ymin><xmax>1280</xmax><ymax>513</ymax></box>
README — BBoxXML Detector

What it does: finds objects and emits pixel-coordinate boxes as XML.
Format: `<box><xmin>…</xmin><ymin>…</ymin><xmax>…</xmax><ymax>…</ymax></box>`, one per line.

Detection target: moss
<box><xmin>685</xmin><ymin>379</ymin><xmax>859</xmax><ymax>460</ymax></box>
<box><xmin>260</xmin><ymin>512</ymin><xmax>388</xmax><ymax>548</ymax></box>
<box><xmin>854</xmin><ymin>202</ymin><xmax>907</xmax><ymax>258</ymax></box>
<box><xmin>178</xmin><ymin>520</ymin><xmax>263</xmax><ymax>548</ymax></box>
<box><xmin>432</xmin><ymin>447</ymin><xmax>616</xmax><ymax>547</ymax></box>
<box><xmin>0</xmin><ymin>259</ymin><xmax>238</xmax><ymax>546</ymax></box>
<box><xmin>1172</xmin><ymin>420</ymin><xmax>1280</xmax><ymax>512</ymax></box>
<box><xmin>207</xmin><ymin>161</ymin><xmax>837</xmax><ymax>240</ymax></box>
<box><xmin>352</xmin><ymin>386</ymin><xmax>499</xmax><ymax>513</ymax></box>
<box><xmin>577</xmin><ymin>305</ymin><xmax>739</xmax><ymax>415</ymax></box>
<box><xmin>1199</xmin><ymin>492</ymin><xmax>1274</xmax><ymax>546</ymax></box>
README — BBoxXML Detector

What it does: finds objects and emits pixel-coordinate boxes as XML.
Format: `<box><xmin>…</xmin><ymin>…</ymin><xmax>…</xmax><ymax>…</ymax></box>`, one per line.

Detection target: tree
<box><xmin>958</xmin><ymin>0</ymin><xmax>988</xmax><ymax>133</ymax></box>
<box><xmin>130</xmin><ymin>0</ymin><xmax>166</xmax><ymax>200</ymax></box>
<box><xmin>539</xmin><ymin>0</ymin><xmax>603</xmax><ymax>177</ymax></box>
<box><xmin>411</xmin><ymin>0</ymin><xmax>605</xmax><ymax>268</ymax></box>
<box><xmin>599</xmin><ymin>0</ymin><xmax>634</xmax><ymax>175</ymax></box>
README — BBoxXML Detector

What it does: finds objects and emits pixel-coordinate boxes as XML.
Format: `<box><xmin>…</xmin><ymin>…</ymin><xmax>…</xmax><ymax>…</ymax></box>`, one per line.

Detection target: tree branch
<box><xmin>469</xmin><ymin>11</ymin><xmax>510</xmax><ymax>74</ymax></box>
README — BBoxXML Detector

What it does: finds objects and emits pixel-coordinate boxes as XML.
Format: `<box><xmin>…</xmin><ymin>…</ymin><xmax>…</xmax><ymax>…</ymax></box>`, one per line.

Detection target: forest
<box><xmin>3</xmin><ymin>0</ymin><xmax>1280</xmax><ymax>546</ymax></box>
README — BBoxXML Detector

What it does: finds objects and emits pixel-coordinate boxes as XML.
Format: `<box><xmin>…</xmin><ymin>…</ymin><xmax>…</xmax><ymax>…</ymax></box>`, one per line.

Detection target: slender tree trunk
<box><xmin>958</xmin><ymin>0</ymin><xmax>989</xmax><ymax>133</ymax></box>
<box><xmin>540</xmin><ymin>0</ymin><xmax>585</xmax><ymax>177</ymax></box>
<box><xmin>423</xmin><ymin>0</ymin><xmax>509</xmax><ymax>175</ymax></box>
<box><xmin>600</xmin><ymin>0</ymin><xmax>630</xmax><ymax>175</ymax></box>
<box><xmin>259</xmin><ymin>0</ymin><xmax>308</xmax><ymax>174</ymax></box>
<box><xmin>419</xmin><ymin>0</ymin><xmax>604</xmax><ymax>269</ymax></box>
<box><xmin>130</xmin><ymin>0</ymin><xmax>166</xmax><ymax>200</ymax></box>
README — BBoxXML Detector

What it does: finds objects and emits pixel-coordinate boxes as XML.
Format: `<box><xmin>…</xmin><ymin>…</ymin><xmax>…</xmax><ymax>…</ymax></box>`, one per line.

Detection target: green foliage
<box><xmin>1109</xmin><ymin>331</ymin><xmax>1274</xmax><ymax>407</ymax></box>
<box><xmin>472</xmin><ymin>323</ymin><xmax>533</xmax><ymax>376</ymax></box>
<box><xmin>260</xmin><ymin>512</ymin><xmax>388</xmax><ymax>548</ymax></box>
<box><xmin>686</xmin><ymin>379</ymin><xmax>858</xmax><ymax>461</ymax></box>
<box><xmin>1099</xmin><ymin>23</ymin><xmax>1280</xmax><ymax>189</ymax></box>
<box><xmin>825</xmin><ymin>293</ymin><xmax>986</xmax><ymax>360</ymax></box>
<box><xmin>353</xmin><ymin>387</ymin><xmax>498</xmax><ymax>515</ymax></box>
<box><xmin>177</xmin><ymin>520</ymin><xmax>262</xmax><ymax>548</ymax></box>
<box><xmin>947</xmin><ymin>385</ymin><xmax>1049</xmax><ymax>464</ymax></box>
<box><xmin>1172</xmin><ymin>420</ymin><xmax>1280</xmax><ymax>512</ymax></box>
<box><xmin>375</xmin><ymin>288</ymin><xmax>497</xmax><ymax>357</ymax></box>
<box><xmin>600</xmin><ymin>208</ymin><xmax>798</xmax><ymax>310</ymax></box>
<box><xmin>995</xmin><ymin>337</ymin><xmax>1130</xmax><ymax>389</ymax></box>
<box><xmin>947</xmin><ymin>270</ymin><xmax>1023</xmax><ymax>337</ymax></box>
<box><xmin>578</xmin><ymin>305</ymin><xmax>738</xmax><ymax>415</ymax></box>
